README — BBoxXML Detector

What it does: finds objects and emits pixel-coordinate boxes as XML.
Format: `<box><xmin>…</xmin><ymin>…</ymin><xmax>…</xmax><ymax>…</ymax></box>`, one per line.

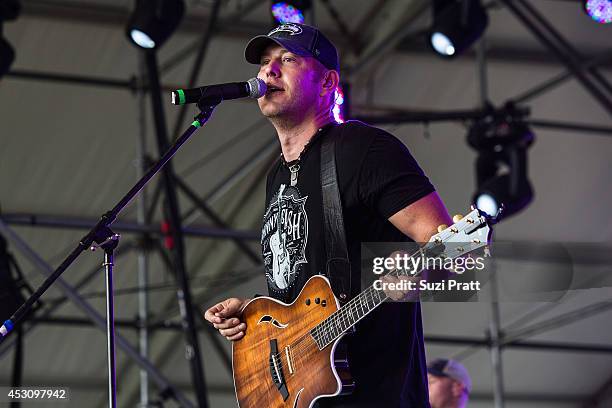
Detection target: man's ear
<box><xmin>321</xmin><ymin>69</ymin><xmax>340</xmax><ymax>97</ymax></box>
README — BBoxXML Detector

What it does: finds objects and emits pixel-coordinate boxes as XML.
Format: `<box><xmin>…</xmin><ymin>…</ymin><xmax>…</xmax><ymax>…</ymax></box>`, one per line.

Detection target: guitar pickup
<box><xmin>269</xmin><ymin>339</ymin><xmax>289</xmax><ymax>401</ymax></box>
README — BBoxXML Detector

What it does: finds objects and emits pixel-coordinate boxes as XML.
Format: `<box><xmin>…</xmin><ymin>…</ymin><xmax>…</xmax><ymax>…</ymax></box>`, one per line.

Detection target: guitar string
<box><xmin>271</xmin><ymin>283</ymin><xmax>391</xmax><ymax>373</ymax></box>
<box><xmin>268</xmin><ymin>247</ymin><xmax>426</xmax><ymax>368</ymax></box>
<box><xmin>288</xmin><ymin>245</ymin><xmax>425</xmax><ymax>353</ymax></box>
<box><xmin>272</xmin><ymin>239</ymin><xmax>464</xmax><ymax>364</ymax></box>
<box><xmin>269</xmin><ymin>260</ymin><xmax>412</xmax><ymax>366</ymax></box>
<box><xmin>263</xmin><ymin>220</ymin><xmax>486</xmax><ymax>387</ymax></box>
<box><xmin>269</xmin><ymin>251</ymin><xmax>446</xmax><ymax>377</ymax></box>
<box><xmin>268</xmin><ymin>223</ymin><xmax>481</xmax><ymax>368</ymax></box>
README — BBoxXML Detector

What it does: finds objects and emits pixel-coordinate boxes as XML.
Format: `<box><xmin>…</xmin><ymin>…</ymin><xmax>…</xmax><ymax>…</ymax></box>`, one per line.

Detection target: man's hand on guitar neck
<box><xmin>204</xmin><ymin>297</ymin><xmax>251</xmax><ymax>341</ymax></box>
<box><xmin>380</xmin><ymin>251</ymin><xmax>422</xmax><ymax>302</ymax></box>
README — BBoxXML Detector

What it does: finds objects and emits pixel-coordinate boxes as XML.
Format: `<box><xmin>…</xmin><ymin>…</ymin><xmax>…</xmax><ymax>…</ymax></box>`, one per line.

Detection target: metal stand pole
<box><xmin>10</xmin><ymin>326</ymin><xmax>22</xmax><ymax>408</ymax></box>
<box><xmin>103</xmin><ymin>243</ymin><xmax>119</xmax><ymax>408</ymax></box>
<box><xmin>477</xmin><ymin>36</ymin><xmax>505</xmax><ymax>408</ymax></box>
<box><xmin>489</xmin><ymin>267</ymin><xmax>505</xmax><ymax>408</ymax></box>
<box><xmin>136</xmin><ymin>53</ymin><xmax>151</xmax><ymax>408</ymax></box>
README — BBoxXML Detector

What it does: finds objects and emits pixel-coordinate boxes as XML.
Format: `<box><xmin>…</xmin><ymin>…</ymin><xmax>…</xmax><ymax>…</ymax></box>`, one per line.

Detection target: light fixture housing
<box><xmin>271</xmin><ymin>0</ymin><xmax>311</xmax><ymax>24</ymax></box>
<box><xmin>126</xmin><ymin>0</ymin><xmax>185</xmax><ymax>50</ymax></box>
<box><xmin>468</xmin><ymin>110</ymin><xmax>535</xmax><ymax>220</ymax></box>
<box><xmin>583</xmin><ymin>0</ymin><xmax>612</xmax><ymax>24</ymax></box>
<box><xmin>474</xmin><ymin>173</ymin><xmax>534</xmax><ymax>219</ymax></box>
<box><xmin>429</xmin><ymin>0</ymin><xmax>488</xmax><ymax>58</ymax></box>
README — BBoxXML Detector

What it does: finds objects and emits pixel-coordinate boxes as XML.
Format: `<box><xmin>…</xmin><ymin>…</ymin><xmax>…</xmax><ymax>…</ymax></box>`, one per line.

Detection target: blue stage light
<box><xmin>584</xmin><ymin>0</ymin><xmax>612</xmax><ymax>24</ymax></box>
<box><xmin>271</xmin><ymin>1</ymin><xmax>311</xmax><ymax>24</ymax></box>
<box><xmin>272</xmin><ymin>2</ymin><xmax>305</xmax><ymax>24</ymax></box>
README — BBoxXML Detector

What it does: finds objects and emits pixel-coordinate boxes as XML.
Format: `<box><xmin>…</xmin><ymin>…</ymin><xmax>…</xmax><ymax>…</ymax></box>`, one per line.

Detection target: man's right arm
<box><xmin>204</xmin><ymin>297</ymin><xmax>251</xmax><ymax>341</ymax></box>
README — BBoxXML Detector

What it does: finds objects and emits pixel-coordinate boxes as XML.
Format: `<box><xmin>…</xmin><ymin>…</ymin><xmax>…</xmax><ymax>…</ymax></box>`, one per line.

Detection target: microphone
<box><xmin>171</xmin><ymin>77</ymin><xmax>266</xmax><ymax>105</ymax></box>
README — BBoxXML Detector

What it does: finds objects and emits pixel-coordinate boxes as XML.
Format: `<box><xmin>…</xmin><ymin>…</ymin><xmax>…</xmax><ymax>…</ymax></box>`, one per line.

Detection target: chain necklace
<box><xmin>281</xmin><ymin>124</ymin><xmax>334</xmax><ymax>187</ymax></box>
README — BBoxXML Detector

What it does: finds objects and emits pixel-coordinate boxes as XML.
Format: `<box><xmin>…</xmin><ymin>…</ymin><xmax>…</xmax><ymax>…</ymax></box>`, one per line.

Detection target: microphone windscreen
<box><xmin>247</xmin><ymin>78</ymin><xmax>267</xmax><ymax>98</ymax></box>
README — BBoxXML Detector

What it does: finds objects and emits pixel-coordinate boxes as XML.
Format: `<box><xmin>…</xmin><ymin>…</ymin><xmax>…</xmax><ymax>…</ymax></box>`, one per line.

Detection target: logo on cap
<box><xmin>268</xmin><ymin>23</ymin><xmax>303</xmax><ymax>36</ymax></box>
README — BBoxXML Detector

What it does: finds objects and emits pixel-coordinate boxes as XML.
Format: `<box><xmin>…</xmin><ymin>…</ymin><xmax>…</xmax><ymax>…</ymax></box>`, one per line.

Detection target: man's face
<box><xmin>256</xmin><ymin>43</ymin><xmax>323</xmax><ymax>120</ymax></box>
<box><xmin>428</xmin><ymin>374</ymin><xmax>457</xmax><ymax>408</ymax></box>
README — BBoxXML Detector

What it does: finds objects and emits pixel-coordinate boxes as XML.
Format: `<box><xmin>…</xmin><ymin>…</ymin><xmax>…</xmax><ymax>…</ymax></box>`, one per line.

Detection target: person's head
<box><xmin>427</xmin><ymin>359</ymin><xmax>471</xmax><ymax>408</ymax></box>
<box><xmin>244</xmin><ymin>23</ymin><xmax>339</xmax><ymax>126</ymax></box>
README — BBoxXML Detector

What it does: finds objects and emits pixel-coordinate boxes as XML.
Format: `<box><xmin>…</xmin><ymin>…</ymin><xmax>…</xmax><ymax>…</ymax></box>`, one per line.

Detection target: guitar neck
<box><xmin>310</xmin><ymin>247</ymin><xmax>428</xmax><ymax>350</ymax></box>
<box><xmin>309</xmin><ymin>209</ymin><xmax>490</xmax><ymax>350</ymax></box>
<box><xmin>310</xmin><ymin>280</ymin><xmax>389</xmax><ymax>350</ymax></box>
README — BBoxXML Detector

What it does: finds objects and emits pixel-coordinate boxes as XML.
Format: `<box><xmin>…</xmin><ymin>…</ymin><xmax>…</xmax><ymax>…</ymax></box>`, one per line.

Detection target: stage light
<box><xmin>271</xmin><ymin>0</ymin><xmax>311</xmax><ymax>24</ymax></box>
<box><xmin>130</xmin><ymin>29</ymin><xmax>155</xmax><ymax>49</ymax></box>
<box><xmin>583</xmin><ymin>0</ymin><xmax>612</xmax><ymax>24</ymax></box>
<box><xmin>474</xmin><ymin>173</ymin><xmax>533</xmax><ymax>219</ymax></box>
<box><xmin>475</xmin><ymin>192</ymin><xmax>499</xmax><ymax>218</ymax></box>
<box><xmin>332</xmin><ymin>84</ymin><xmax>345</xmax><ymax>123</ymax></box>
<box><xmin>429</xmin><ymin>0</ymin><xmax>488</xmax><ymax>58</ymax></box>
<box><xmin>331</xmin><ymin>82</ymin><xmax>350</xmax><ymax>123</ymax></box>
<box><xmin>431</xmin><ymin>32</ymin><xmax>455</xmax><ymax>56</ymax></box>
<box><xmin>126</xmin><ymin>0</ymin><xmax>185</xmax><ymax>50</ymax></box>
<box><xmin>468</xmin><ymin>108</ymin><xmax>534</xmax><ymax>220</ymax></box>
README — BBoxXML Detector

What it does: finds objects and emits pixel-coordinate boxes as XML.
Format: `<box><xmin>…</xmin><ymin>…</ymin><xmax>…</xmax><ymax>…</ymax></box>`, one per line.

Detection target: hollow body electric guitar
<box><xmin>232</xmin><ymin>209</ymin><xmax>492</xmax><ymax>408</ymax></box>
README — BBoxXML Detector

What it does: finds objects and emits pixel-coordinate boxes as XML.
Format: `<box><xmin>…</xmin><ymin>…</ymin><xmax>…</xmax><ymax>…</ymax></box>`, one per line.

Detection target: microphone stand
<box><xmin>0</xmin><ymin>97</ymin><xmax>222</xmax><ymax>408</ymax></box>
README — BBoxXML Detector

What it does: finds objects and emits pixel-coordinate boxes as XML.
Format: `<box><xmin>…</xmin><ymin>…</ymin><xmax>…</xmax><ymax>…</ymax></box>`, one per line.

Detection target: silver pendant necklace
<box><xmin>289</xmin><ymin>163</ymin><xmax>300</xmax><ymax>186</ymax></box>
<box><xmin>283</xmin><ymin>126</ymin><xmax>328</xmax><ymax>187</ymax></box>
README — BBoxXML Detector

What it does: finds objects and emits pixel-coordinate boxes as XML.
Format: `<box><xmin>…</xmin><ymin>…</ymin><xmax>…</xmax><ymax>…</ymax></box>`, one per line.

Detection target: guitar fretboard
<box><xmin>309</xmin><ymin>246</ymin><xmax>429</xmax><ymax>350</ymax></box>
<box><xmin>308</xmin><ymin>210</ymin><xmax>489</xmax><ymax>350</ymax></box>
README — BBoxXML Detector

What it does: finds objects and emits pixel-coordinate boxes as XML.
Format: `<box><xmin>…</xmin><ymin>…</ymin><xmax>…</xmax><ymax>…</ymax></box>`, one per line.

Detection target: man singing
<box><xmin>205</xmin><ymin>23</ymin><xmax>452</xmax><ymax>407</ymax></box>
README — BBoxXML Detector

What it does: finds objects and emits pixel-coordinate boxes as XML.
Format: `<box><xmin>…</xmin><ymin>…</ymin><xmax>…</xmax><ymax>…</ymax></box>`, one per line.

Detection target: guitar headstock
<box><xmin>426</xmin><ymin>208</ymin><xmax>492</xmax><ymax>261</ymax></box>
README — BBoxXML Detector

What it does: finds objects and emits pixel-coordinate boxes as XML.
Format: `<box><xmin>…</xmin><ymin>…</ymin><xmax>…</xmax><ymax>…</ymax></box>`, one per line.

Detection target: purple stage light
<box><xmin>333</xmin><ymin>86</ymin><xmax>345</xmax><ymax>123</ymax></box>
<box><xmin>271</xmin><ymin>2</ymin><xmax>305</xmax><ymax>24</ymax></box>
<box><xmin>584</xmin><ymin>0</ymin><xmax>612</xmax><ymax>24</ymax></box>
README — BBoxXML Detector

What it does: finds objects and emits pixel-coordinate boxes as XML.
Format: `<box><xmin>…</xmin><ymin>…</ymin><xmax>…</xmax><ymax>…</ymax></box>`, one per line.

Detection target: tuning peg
<box><xmin>452</xmin><ymin>214</ymin><xmax>463</xmax><ymax>223</ymax></box>
<box><xmin>437</xmin><ymin>224</ymin><xmax>448</xmax><ymax>233</ymax></box>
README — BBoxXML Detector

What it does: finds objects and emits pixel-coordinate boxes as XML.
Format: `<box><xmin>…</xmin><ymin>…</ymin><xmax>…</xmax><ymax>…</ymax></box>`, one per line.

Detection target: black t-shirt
<box><xmin>261</xmin><ymin>121</ymin><xmax>435</xmax><ymax>408</ymax></box>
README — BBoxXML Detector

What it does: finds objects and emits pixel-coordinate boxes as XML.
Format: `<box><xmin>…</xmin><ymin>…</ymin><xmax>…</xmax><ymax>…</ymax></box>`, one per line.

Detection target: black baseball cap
<box><xmin>245</xmin><ymin>23</ymin><xmax>339</xmax><ymax>71</ymax></box>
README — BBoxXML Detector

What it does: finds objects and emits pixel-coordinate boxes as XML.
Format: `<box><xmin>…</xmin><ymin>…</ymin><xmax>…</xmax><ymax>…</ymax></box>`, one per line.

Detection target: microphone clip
<box><xmin>192</xmin><ymin>97</ymin><xmax>220</xmax><ymax>128</ymax></box>
<box><xmin>196</xmin><ymin>94</ymin><xmax>223</xmax><ymax>113</ymax></box>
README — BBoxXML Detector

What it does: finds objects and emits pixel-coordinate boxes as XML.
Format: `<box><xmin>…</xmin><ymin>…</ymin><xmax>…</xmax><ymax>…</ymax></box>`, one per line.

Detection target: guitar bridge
<box><xmin>269</xmin><ymin>339</ymin><xmax>289</xmax><ymax>401</ymax></box>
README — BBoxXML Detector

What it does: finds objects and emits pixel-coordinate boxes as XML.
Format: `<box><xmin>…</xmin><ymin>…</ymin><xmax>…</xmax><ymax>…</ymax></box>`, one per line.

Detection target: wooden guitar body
<box><xmin>232</xmin><ymin>275</ymin><xmax>353</xmax><ymax>408</ymax></box>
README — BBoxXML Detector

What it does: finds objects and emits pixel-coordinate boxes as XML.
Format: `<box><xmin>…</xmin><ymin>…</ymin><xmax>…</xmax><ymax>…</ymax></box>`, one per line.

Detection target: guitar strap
<box><xmin>320</xmin><ymin>125</ymin><xmax>352</xmax><ymax>306</ymax></box>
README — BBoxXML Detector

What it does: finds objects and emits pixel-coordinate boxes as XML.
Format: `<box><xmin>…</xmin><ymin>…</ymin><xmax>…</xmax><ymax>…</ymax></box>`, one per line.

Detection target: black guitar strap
<box><xmin>320</xmin><ymin>126</ymin><xmax>351</xmax><ymax>305</ymax></box>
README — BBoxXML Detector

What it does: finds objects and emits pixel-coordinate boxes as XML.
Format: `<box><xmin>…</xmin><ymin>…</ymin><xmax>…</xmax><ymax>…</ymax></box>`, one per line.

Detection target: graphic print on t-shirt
<box><xmin>262</xmin><ymin>184</ymin><xmax>308</xmax><ymax>293</ymax></box>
